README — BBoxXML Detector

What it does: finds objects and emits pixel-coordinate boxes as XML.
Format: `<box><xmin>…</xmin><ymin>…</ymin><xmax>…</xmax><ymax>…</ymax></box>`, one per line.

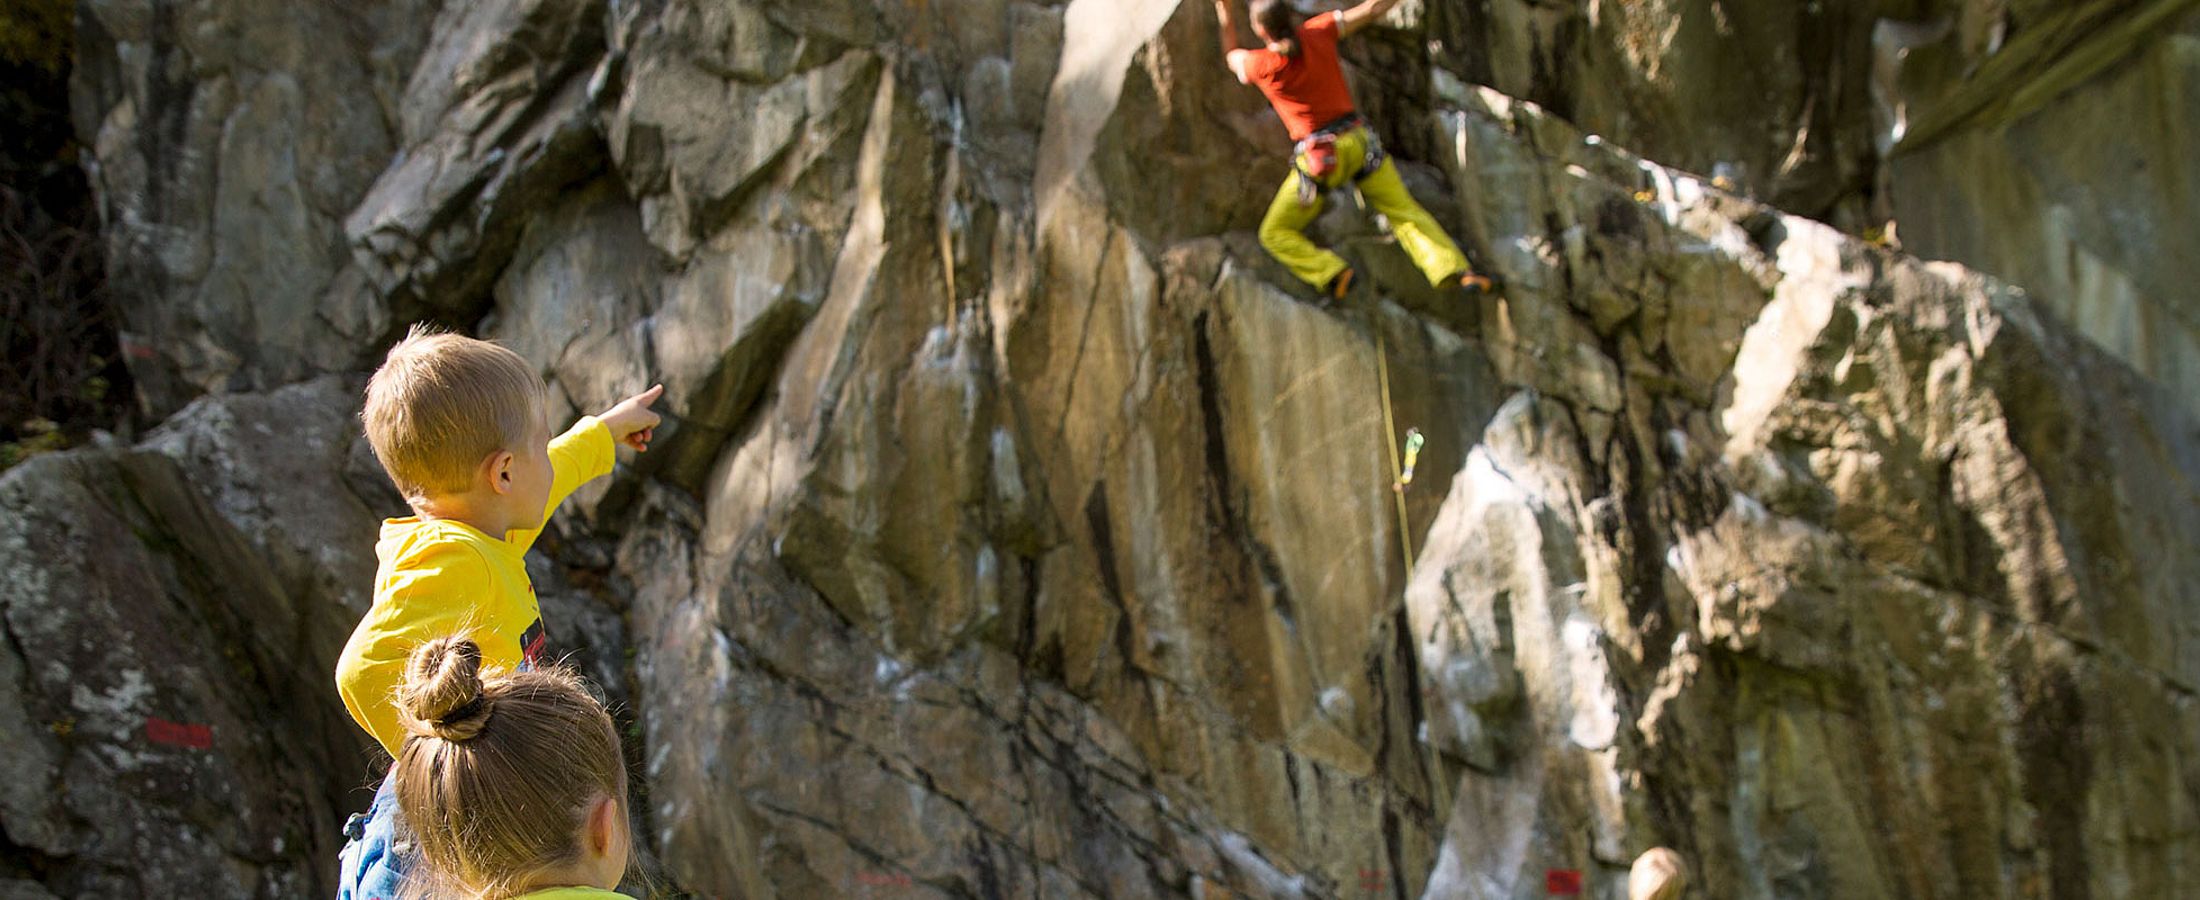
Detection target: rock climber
<box><xmin>1214</xmin><ymin>0</ymin><xmax>1498</xmax><ymax>303</ymax></box>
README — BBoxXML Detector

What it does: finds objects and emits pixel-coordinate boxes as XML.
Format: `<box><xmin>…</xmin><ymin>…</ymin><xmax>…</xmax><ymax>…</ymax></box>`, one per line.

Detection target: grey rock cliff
<box><xmin>1457</xmin><ymin>0</ymin><xmax>2200</xmax><ymax>414</ymax></box>
<box><xmin>18</xmin><ymin>0</ymin><xmax>2197</xmax><ymax>897</ymax></box>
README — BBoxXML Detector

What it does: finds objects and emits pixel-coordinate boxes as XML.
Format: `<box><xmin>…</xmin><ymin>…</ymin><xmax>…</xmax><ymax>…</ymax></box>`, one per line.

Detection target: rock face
<box><xmin>0</xmin><ymin>379</ymin><xmax>405</xmax><ymax>896</ymax></box>
<box><xmin>78</xmin><ymin>0</ymin><xmax>2200</xmax><ymax>421</ymax></box>
<box><xmin>70</xmin><ymin>0</ymin><xmax>442</xmax><ymax>417</ymax></box>
<box><xmin>1432</xmin><ymin>89</ymin><xmax>2200</xmax><ymax>897</ymax></box>
<box><xmin>1454</xmin><ymin>0</ymin><xmax>2200</xmax><ymax>412</ymax></box>
<box><xmin>29</xmin><ymin>0</ymin><xmax>2200</xmax><ymax>898</ymax></box>
<box><xmin>0</xmin><ymin>446</ymin><xmax>355</xmax><ymax>896</ymax></box>
<box><xmin>1881</xmin><ymin>1</ymin><xmax>2200</xmax><ymax>413</ymax></box>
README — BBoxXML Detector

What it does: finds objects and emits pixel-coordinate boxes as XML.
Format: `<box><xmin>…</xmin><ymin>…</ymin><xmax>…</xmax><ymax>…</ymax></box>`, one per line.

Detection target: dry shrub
<box><xmin>1</xmin><ymin>184</ymin><xmax>123</xmax><ymax>464</ymax></box>
<box><xmin>2</xmin><ymin>0</ymin><xmax>129</xmax><ymax>469</ymax></box>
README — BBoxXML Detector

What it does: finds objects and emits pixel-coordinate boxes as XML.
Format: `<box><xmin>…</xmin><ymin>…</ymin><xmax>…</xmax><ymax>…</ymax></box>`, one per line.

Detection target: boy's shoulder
<box><xmin>375</xmin><ymin>516</ymin><xmax>511</xmax><ymax>574</ymax></box>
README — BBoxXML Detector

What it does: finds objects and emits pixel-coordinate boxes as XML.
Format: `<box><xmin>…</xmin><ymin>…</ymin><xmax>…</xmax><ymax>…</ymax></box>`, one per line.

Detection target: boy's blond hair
<box><xmin>363</xmin><ymin>325</ymin><xmax>545</xmax><ymax>503</ymax></box>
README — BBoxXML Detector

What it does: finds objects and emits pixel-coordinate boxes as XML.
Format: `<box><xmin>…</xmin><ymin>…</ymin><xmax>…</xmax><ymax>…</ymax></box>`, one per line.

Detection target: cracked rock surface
<box><xmin>15</xmin><ymin>0</ymin><xmax>2198</xmax><ymax>897</ymax></box>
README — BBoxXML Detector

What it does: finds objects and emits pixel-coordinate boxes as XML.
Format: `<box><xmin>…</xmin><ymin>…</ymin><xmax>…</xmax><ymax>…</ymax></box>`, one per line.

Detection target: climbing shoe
<box><xmin>1326</xmin><ymin>267</ymin><xmax>1357</xmax><ymax>302</ymax></box>
<box><xmin>1457</xmin><ymin>272</ymin><xmax>1500</xmax><ymax>299</ymax></box>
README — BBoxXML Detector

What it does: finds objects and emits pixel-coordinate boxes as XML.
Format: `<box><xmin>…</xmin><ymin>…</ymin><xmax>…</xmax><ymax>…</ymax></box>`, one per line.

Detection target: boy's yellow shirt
<box><xmin>335</xmin><ymin>417</ymin><xmax>615</xmax><ymax>758</ymax></box>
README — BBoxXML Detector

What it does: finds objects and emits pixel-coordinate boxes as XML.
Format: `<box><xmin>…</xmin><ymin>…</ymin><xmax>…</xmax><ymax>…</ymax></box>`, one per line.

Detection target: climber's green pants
<box><xmin>1259</xmin><ymin>126</ymin><xmax>1470</xmax><ymax>290</ymax></box>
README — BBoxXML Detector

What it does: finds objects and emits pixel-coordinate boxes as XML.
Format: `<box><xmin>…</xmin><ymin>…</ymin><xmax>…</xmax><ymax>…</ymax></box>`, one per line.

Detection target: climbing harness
<box><xmin>1292</xmin><ymin>114</ymin><xmax>1391</xmax><ymax>210</ymax></box>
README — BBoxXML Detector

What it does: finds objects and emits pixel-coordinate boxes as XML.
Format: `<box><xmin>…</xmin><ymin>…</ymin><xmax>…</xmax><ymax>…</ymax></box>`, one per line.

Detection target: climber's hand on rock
<box><xmin>601</xmin><ymin>384</ymin><xmax>665</xmax><ymax>452</ymax></box>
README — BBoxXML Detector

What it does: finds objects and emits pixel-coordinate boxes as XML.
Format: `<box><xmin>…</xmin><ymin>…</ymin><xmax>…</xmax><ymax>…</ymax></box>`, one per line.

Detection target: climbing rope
<box><xmin>1371</xmin><ymin>323</ymin><xmax>1417</xmax><ymax>579</ymax></box>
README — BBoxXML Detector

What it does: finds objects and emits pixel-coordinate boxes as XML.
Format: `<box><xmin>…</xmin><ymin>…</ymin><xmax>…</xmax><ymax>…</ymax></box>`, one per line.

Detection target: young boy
<box><xmin>334</xmin><ymin>325</ymin><xmax>662</xmax><ymax>899</ymax></box>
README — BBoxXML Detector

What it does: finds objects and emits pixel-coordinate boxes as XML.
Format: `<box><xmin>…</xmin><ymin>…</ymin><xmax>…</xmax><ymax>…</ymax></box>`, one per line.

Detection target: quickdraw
<box><xmin>1395</xmin><ymin>427</ymin><xmax>1424</xmax><ymax>493</ymax></box>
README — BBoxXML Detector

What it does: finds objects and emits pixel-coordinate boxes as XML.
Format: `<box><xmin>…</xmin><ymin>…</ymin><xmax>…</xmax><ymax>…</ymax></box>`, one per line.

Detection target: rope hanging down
<box><xmin>1372</xmin><ymin>325</ymin><xmax>1417</xmax><ymax>578</ymax></box>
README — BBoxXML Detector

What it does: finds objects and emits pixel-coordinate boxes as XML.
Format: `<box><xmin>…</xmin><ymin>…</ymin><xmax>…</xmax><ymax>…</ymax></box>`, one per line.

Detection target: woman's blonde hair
<box><xmin>392</xmin><ymin>637</ymin><xmax>626</xmax><ymax>899</ymax></box>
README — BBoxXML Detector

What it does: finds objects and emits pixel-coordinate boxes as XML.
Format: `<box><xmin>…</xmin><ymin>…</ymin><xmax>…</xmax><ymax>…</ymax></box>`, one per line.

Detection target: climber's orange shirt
<box><xmin>1228</xmin><ymin>12</ymin><xmax>1357</xmax><ymax>141</ymax></box>
<box><xmin>334</xmin><ymin>417</ymin><xmax>614</xmax><ymax>758</ymax></box>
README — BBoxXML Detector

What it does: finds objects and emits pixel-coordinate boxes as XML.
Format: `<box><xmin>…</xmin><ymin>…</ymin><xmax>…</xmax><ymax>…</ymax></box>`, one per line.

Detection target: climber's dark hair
<box><xmin>1251</xmin><ymin>0</ymin><xmax>1299</xmax><ymax>52</ymax></box>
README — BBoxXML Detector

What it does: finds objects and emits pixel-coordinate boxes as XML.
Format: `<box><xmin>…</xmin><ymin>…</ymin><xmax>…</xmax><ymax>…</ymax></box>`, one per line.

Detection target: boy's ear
<box><xmin>484</xmin><ymin>450</ymin><xmax>517</xmax><ymax>495</ymax></box>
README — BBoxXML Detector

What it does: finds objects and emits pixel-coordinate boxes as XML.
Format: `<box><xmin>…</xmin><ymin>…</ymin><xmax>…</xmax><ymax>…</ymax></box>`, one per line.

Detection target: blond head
<box><xmin>393</xmin><ymin>637</ymin><xmax>627</xmax><ymax>899</ymax></box>
<box><xmin>1630</xmin><ymin>847</ymin><xmax>1686</xmax><ymax>900</ymax></box>
<box><xmin>363</xmin><ymin>325</ymin><xmax>545</xmax><ymax>503</ymax></box>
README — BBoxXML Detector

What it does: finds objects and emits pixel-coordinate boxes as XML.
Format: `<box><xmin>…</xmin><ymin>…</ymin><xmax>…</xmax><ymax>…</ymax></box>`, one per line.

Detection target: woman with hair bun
<box><xmin>391</xmin><ymin>636</ymin><xmax>632</xmax><ymax>899</ymax></box>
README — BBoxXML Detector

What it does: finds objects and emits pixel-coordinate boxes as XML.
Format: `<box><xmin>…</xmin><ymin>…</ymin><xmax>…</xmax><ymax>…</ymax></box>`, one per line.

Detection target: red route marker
<box><xmin>145</xmin><ymin>717</ymin><xmax>213</xmax><ymax>749</ymax></box>
<box><xmin>1545</xmin><ymin>869</ymin><xmax>1584</xmax><ymax>895</ymax></box>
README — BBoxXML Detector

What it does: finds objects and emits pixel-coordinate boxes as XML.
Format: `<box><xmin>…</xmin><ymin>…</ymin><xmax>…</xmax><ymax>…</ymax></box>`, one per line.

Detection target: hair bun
<box><xmin>400</xmin><ymin>637</ymin><xmax>494</xmax><ymax>742</ymax></box>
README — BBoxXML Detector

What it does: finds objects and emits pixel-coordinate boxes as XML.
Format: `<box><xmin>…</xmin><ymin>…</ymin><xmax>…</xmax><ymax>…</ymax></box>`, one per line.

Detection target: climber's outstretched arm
<box><xmin>1336</xmin><ymin>0</ymin><xmax>1406</xmax><ymax>39</ymax></box>
<box><xmin>1214</xmin><ymin>0</ymin><xmax>1245</xmax><ymax>68</ymax></box>
<box><xmin>1217</xmin><ymin>0</ymin><xmax>1263</xmax><ymax>84</ymax></box>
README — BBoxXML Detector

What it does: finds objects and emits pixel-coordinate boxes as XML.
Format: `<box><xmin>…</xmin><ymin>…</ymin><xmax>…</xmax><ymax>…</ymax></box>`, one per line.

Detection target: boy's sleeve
<box><xmin>509</xmin><ymin>415</ymin><xmax>616</xmax><ymax>554</ymax></box>
<box><xmin>335</xmin><ymin>546</ymin><xmax>506</xmax><ymax>758</ymax></box>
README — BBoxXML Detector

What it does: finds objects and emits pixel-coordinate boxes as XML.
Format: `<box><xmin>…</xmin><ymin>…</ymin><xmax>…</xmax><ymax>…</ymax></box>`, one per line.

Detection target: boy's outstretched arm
<box><xmin>599</xmin><ymin>383</ymin><xmax>664</xmax><ymax>451</ymax></box>
<box><xmin>511</xmin><ymin>384</ymin><xmax>664</xmax><ymax>554</ymax></box>
<box><xmin>1337</xmin><ymin>0</ymin><xmax>1406</xmax><ymax>39</ymax></box>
